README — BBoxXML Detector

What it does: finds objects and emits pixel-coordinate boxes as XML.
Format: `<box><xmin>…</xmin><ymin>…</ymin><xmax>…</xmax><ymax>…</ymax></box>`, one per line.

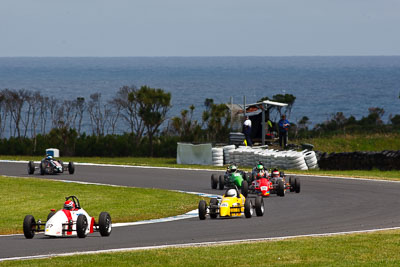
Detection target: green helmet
<box><xmin>228</xmin><ymin>164</ymin><xmax>237</xmax><ymax>173</ymax></box>
<box><xmin>256</xmin><ymin>163</ymin><xmax>264</xmax><ymax>171</ymax></box>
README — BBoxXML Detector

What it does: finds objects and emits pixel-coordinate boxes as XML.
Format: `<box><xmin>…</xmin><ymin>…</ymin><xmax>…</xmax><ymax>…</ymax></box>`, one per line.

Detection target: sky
<box><xmin>1</xmin><ymin>0</ymin><xmax>400</xmax><ymax>57</ymax></box>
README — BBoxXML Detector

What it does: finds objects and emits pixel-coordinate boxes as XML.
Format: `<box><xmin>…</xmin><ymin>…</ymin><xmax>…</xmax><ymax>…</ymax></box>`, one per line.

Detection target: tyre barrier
<box><xmin>212</xmin><ymin>147</ymin><xmax>224</xmax><ymax>166</ymax></box>
<box><xmin>317</xmin><ymin>150</ymin><xmax>400</xmax><ymax>170</ymax></box>
<box><xmin>223</xmin><ymin>145</ymin><xmax>236</xmax><ymax>164</ymax></box>
<box><xmin>229</xmin><ymin>132</ymin><xmax>245</xmax><ymax>146</ymax></box>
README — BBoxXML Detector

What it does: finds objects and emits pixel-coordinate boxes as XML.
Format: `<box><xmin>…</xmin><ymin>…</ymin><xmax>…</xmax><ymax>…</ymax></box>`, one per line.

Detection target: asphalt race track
<box><xmin>1</xmin><ymin>162</ymin><xmax>400</xmax><ymax>260</ymax></box>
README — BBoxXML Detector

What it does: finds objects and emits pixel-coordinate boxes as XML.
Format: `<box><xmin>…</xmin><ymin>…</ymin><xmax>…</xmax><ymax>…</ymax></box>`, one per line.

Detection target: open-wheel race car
<box><xmin>248</xmin><ymin>162</ymin><xmax>272</xmax><ymax>197</ymax></box>
<box><xmin>269</xmin><ymin>169</ymin><xmax>301</xmax><ymax>197</ymax></box>
<box><xmin>198</xmin><ymin>186</ymin><xmax>264</xmax><ymax>219</ymax></box>
<box><xmin>23</xmin><ymin>195</ymin><xmax>112</xmax><ymax>239</ymax></box>
<box><xmin>210</xmin><ymin>164</ymin><xmax>249</xmax><ymax>197</ymax></box>
<box><xmin>27</xmin><ymin>155</ymin><xmax>75</xmax><ymax>175</ymax></box>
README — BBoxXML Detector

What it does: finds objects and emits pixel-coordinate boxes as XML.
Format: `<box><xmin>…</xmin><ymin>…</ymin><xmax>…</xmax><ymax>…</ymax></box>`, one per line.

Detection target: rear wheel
<box><xmin>211</xmin><ymin>174</ymin><xmax>218</xmax><ymax>189</ymax></box>
<box><xmin>255</xmin><ymin>196</ymin><xmax>264</xmax><ymax>216</ymax></box>
<box><xmin>241</xmin><ymin>180</ymin><xmax>248</xmax><ymax>197</ymax></box>
<box><xmin>198</xmin><ymin>200</ymin><xmax>207</xmax><ymax>220</ymax></box>
<box><xmin>289</xmin><ymin>177</ymin><xmax>295</xmax><ymax>192</ymax></box>
<box><xmin>99</xmin><ymin>212</ymin><xmax>112</xmax><ymax>236</ymax></box>
<box><xmin>277</xmin><ymin>180</ymin><xmax>285</xmax><ymax>197</ymax></box>
<box><xmin>76</xmin><ymin>214</ymin><xmax>88</xmax><ymax>238</ymax></box>
<box><xmin>68</xmin><ymin>162</ymin><xmax>75</xmax><ymax>174</ymax></box>
<box><xmin>218</xmin><ymin>175</ymin><xmax>224</xmax><ymax>190</ymax></box>
<box><xmin>295</xmin><ymin>178</ymin><xmax>301</xmax><ymax>193</ymax></box>
<box><xmin>23</xmin><ymin>215</ymin><xmax>36</xmax><ymax>239</ymax></box>
<box><xmin>209</xmin><ymin>198</ymin><xmax>218</xmax><ymax>219</ymax></box>
<box><xmin>244</xmin><ymin>198</ymin><xmax>252</xmax><ymax>218</ymax></box>
<box><xmin>27</xmin><ymin>161</ymin><xmax>35</xmax><ymax>174</ymax></box>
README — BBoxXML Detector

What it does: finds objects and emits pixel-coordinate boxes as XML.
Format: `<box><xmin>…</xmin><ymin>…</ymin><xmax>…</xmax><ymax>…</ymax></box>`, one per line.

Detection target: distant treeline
<box><xmin>0</xmin><ymin>87</ymin><xmax>399</xmax><ymax>157</ymax></box>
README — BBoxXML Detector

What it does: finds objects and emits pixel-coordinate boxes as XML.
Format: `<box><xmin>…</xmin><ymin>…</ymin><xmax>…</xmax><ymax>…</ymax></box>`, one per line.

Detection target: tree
<box><xmin>112</xmin><ymin>86</ymin><xmax>144</xmax><ymax>143</ymax></box>
<box><xmin>202</xmin><ymin>98</ymin><xmax>231</xmax><ymax>142</ymax></box>
<box><xmin>135</xmin><ymin>86</ymin><xmax>171</xmax><ymax>156</ymax></box>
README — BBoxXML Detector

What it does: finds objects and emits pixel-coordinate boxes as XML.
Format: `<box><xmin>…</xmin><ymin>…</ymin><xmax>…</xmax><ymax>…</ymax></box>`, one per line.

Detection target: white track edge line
<box><xmin>2</xmin><ymin>226</ymin><xmax>400</xmax><ymax>262</ymax></box>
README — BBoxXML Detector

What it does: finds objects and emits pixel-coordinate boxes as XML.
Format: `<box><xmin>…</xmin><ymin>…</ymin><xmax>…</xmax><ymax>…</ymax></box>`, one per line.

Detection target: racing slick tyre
<box><xmin>241</xmin><ymin>180</ymin><xmax>249</xmax><ymax>197</ymax></box>
<box><xmin>39</xmin><ymin>162</ymin><xmax>46</xmax><ymax>175</ymax></box>
<box><xmin>198</xmin><ymin>200</ymin><xmax>207</xmax><ymax>220</ymax></box>
<box><xmin>99</xmin><ymin>212</ymin><xmax>112</xmax><ymax>236</ymax></box>
<box><xmin>289</xmin><ymin>177</ymin><xmax>295</xmax><ymax>192</ymax></box>
<box><xmin>23</xmin><ymin>215</ymin><xmax>36</xmax><ymax>239</ymax></box>
<box><xmin>295</xmin><ymin>178</ymin><xmax>301</xmax><ymax>193</ymax></box>
<box><xmin>255</xmin><ymin>196</ymin><xmax>265</xmax><ymax>217</ymax></box>
<box><xmin>218</xmin><ymin>175</ymin><xmax>224</xmax><ymax>190</ymax></box>
<box><xmin>211</xmin><ymin>174</ymin><xmax>218</xmax><ymax>189</ymax></box>
<box><xmin>27</xmin><ymin>161</ymin><xmax>35</xmax><ymax>175</ymax></box>
<box><xmin>68</xmin><ymin>162</ymin><xmax>75</xmax><ymax>174</ymax></box>
<box><xmin>209</xmin><ymin>198</ymin><xmax>218</xmax><ymax>219</ymax></box>
<box><xmin>242</xmin><ymin>172</ymin><xmax>248</xmax><ymax>182</ymax></box>
<box><xmin>277</xmin><ymin>180</ymin><xmax>285</xmax><ymax>197</ymax></box>
<box><xmin>76</xmin><ymin>214</ymin><xmax>88</xmax><ymax>238</ymax></box>
<box><xmin>47</xmin><ymin>211</ymin><xmax>56</xmax><ymax>221</ymax></box>
<box><xmin>244</xmin><ymin>198</ymin><xmax>252</xmax><ymax>218</ymax></box>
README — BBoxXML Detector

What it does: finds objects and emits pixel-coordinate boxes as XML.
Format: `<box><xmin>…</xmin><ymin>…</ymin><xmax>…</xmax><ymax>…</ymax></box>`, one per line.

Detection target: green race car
<box><xmin>211</xmin><ymin>164</ymin><xmax>249</xmax><ymax>197</ymax></box>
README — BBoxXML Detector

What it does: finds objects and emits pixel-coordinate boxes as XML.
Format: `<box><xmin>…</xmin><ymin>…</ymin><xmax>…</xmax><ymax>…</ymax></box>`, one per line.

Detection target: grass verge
<box><xmin>2</xmin><ymin>230</ymin><xmax>400</xmax><ymax>266</ymax></box>
<box><xmin>0</xmin><ymin>176</ymin><xmax>205</xmax><ymax>235</ymax></box>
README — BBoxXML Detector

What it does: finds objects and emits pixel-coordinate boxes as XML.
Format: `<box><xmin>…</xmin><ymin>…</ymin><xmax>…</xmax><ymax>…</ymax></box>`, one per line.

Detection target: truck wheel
<box><xmin>241</xmin><ymin>180</ymin><xmax>248</xmax><ymax>197</ymax></box>
<box><xmin>198</xmin><ymin>200</ymin><xmax>207</xmax><ymax>220</ymax></box>
<box><xmin>295</xmin><ymin>178</ymin><xmax>301</xmax><ymax>193</ymax></box>
<box><xmin>68</xmin><ymin>162</ymin><xmax>75</xmax><ymax>174</ymax></box>
<box><xmin>209</xmin><ymin>198</ymin><xmax>218</xmax><ymax>219</ymax></box>
<box><xmin>76</xmin><ymin>214</ymin><xmax>88</xmax><ymax>238</ymax></box>
<box><xmin>27</xmin><ymin>161</ymin><xmax>35</xmax><ymax>174</ymax></box>
<box><xmin>23</xmin><ymin>215</ymin><xmax>36</xmax><ymax>239</ymax></box>
<box><xmin>255</xmin><ymin>196</ymin><xmax>264</xmax><ymax>216</ymax></box>
<box><xmin>218</xmin><ymin>175</ymin><xmax>224</xmax><ymax>190</ymax></box>
<box><xmin>99</xmin><ymin>212</ymin><xmax>112</xmax><ymax>236</ymax></box>
<box><xmin>211</xmin><ymin>174</ymin><xmax>218</xmax><ymax>189</ymax></box>
<box><xmin>244</xmin><ymin>198</ymin><xmax>252</xmax><ymax>218</ymax></box>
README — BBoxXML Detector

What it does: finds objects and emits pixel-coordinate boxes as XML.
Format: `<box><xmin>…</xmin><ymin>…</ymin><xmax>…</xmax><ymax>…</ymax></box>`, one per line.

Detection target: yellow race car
<box><xmin>198</xmin><ymin>187</ymin><xmax>264</xmax><ymax>220</ymax></box>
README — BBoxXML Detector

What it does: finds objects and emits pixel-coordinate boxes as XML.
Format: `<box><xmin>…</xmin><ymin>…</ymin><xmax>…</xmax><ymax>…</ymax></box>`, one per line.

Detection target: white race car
<box><xmin>23</xmin><ymin>196</ymin><xmax>112</xmax><ymax>239</ymax></box>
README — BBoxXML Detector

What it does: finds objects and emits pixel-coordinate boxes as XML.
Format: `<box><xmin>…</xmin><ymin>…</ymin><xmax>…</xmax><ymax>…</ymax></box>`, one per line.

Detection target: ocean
<box><xmin>0</xmin><ymin>56</ymin><xmax>399</xmax><ymax>130</ymax></box>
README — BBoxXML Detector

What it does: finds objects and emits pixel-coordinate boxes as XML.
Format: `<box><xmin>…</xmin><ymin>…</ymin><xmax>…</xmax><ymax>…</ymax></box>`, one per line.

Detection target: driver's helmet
<box><xmin>225</xmin><ymin>188</ymin><xmax>237</xmax><ymax>197</ymax></box>
<box><xmin>46</xmin><ymin>154</ymin><xmax>53</xmax><ymax>160</ymax></box>
<box><xmin>256</xmin><ymin>163</ymin><xmax>264</xmax><ymax>172</ymax></box>
<box><xmin>256</xmin><ymin>172</ymin><xmax>264</xmax><ymax>179</ymax></box>
<box><xmin>228</xmin><ymin>164</ymin><xmax>237</xmax><ymax>173</ymax></box>
<box><xmin>63</xmin><ymin>200</ymin><xmax>75</xmax><ymax>210</ymax></box>
<box><xmin>272</xmin><ymin>169</ymin><xmax>280</xmax><ymax>178</ymax></box>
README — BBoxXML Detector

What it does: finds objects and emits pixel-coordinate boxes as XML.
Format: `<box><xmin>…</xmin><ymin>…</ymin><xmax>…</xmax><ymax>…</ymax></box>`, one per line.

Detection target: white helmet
<box><xmin>225</xmin><ymin>189</ymin><xmax>237</xmax><ymax>197</ymax></box>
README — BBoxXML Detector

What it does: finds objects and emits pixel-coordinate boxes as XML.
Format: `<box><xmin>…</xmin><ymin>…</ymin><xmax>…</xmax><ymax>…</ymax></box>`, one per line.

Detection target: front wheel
<box><xmin>76</xmin><ymin>214</ymin><xmax>88</xmax><ymax>238</ymax></box>
<box><xmin>241</xmin><ymin>180</ymin><xmax>248</xmax><ymax>197</ymax></box>
<box><xmin>244</xmin><ymin>198</ymin><xmax>252</xmax><ymax>218</ymax></box>
<box><xmin>277</xmin><ymin>180</ymin><xmax>285</xmax><ymax>197</ymax></box>
<box><xmin>198</xmin><ymin>200</ymin><xmax>207</xmax><ymax>220</ymax></box>
<box><xmin>289</xmin><ymin>177</ymin><xmax>295</xmax><ymax>192</ymax></box>
<box><xmin>27</xmin><ymin>161</ymin><xmax>35</xmax><ymax>175</ymax></box>
<box><xmin>99</xmin><ymin>212</ymin><xmax>112</xmax><ymax>236</ymax></box>
<box><xmin>23</xmin><ymin>215</ymin><xmax>36</xmax><ymax>239</ymax></box>
<box><xmin>255</xmin><ymin>196</ymin><xmax>264</xmax><ymax>216</ymax></box>
<box><xmin>68</xmin><ymin>162</ymin><xmax>75</xmax><ymax>174</ymax></box>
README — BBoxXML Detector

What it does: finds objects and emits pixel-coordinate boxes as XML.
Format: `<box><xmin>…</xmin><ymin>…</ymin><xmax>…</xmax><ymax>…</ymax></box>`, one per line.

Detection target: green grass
<box><xmin>295</xmin><ymin>133</ymin><xmax>400</xmax><ymax>153</ymax></box>
<box><xmin>0</xmin><ymin>176</ymin><xmax>204</xmax><ymax>235</ymax></box>
<box><xmin>2</xmin><ymin>230</ymin><xmax>400</xmax><ymax>266</ymax></box>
